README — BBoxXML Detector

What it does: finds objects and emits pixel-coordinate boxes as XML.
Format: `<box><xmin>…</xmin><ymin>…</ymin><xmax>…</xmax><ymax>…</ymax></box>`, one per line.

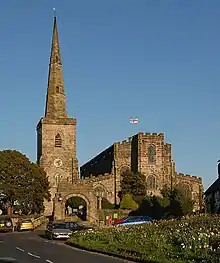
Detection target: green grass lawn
<box><xmin>68</xmin><ymin>214</ymin><xmax>220</xmax><ymax>263</ymax></box>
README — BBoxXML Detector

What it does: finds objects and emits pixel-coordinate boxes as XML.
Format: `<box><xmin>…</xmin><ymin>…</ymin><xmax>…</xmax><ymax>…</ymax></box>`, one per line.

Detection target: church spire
<box><xmin>45</xmin><ymin>10</ymin><xmax>68</xmax><ymax>119</ymax></box>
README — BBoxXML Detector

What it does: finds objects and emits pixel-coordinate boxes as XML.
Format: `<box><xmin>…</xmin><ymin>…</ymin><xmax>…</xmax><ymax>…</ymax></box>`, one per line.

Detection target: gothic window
<box><xmin>56</xmin><ymin>56</ymin><xmax>59</xmax><ymax>63</ymax></box>
<box><xmin>148</xmin><ymin>145</ymin><xmax>156</xmax><ymax>164</ymax></box>
<box><xmin>55</xmin><ymin>134</ymin><xmax>62</xmax><ymax>147</ymax></box>
<box><xmin>94</xmin><ymin>185</ymin><xmax>107</xmax><ymax>198</ymax></box>
<box><xmin>56</xmin><ymin>86</ymin><xmax>59</xmax><ymax>93</ymax></box>
<box><xmin>54</xmin><ymin>173</ymin><xmax>60</xmax><ymax>187</ymax></box>
<box><xmin>147</xmin><ymin>174</ymin><xmax>156</xmax><ymax>190</ymax></box>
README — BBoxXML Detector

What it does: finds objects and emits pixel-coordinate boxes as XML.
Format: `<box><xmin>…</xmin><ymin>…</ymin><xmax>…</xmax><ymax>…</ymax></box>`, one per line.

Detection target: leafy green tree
<box><xmin>121</xmin><ymin>170</ymin><xmax>147</xmax><ymax>197</ymax></box>
<box><xmin>120</xmin><ymin>193</ymin><xmax>138</xmax><ymax>210</ymax></box>
<box><xmin>162</xmin><ymin>187</ymin><xmax>194</xmax><ymax>217</ymax></box>
<box><xmin>132</xmin><ymin>186</ymin><xmax>194</xmax><ymax>219</ymax></box>
<box><xmin>66</xmin><ymin>197</ymin><xmax>86</xmax><ymax>209</ymax></box>
<box><xmin>131</xmin><ymin>195</ymin><xmax>170</xmax><ymax>219</ymax></box>
<box><xmin>0</xmin><ymin>150</ymin><xmax>50</xmax><ymax>215</ymax></box>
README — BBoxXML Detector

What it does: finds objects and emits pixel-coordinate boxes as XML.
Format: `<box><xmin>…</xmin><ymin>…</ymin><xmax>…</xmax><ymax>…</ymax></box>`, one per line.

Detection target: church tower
<box><xmin>36</xmin><ymin>13</ymin><xmax>79</xmax><ymax>216</ymax></box>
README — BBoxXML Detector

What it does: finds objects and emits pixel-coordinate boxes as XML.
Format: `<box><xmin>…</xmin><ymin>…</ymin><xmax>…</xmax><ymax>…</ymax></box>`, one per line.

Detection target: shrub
<box><xmin>120</xmin><ymin>194</ymin><xmax>138</xmax><ymax>210</ymax></box>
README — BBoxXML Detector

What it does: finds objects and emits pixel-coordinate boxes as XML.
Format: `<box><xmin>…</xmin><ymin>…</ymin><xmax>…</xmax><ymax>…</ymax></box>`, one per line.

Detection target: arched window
<box><xmin>147</xmin><ymin>174</ymin><xmax>156</xmax><ymax>190</ymax></box>
<box><xmin>55</xmin><ymin>134</ymin><xmax>62</xmax><ymax>147</ymax></box>
<box><xmin>148</xmin><ymin>145</ymin><xmax>156</xmax><ymax>164</ymax></box>
<box><xmin>56</xmin><ymin>86</ymin><xmax>59</xmax><ymax>93</ymax></box>
<box><xmin>94</xmin><ymin>185</ymin><xmax>107</xmax><ymax>199</ymax></box>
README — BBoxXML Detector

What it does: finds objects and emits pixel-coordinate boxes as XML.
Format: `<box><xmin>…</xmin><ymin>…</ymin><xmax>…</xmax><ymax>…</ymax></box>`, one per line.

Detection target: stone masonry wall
<box><xmin>37</xmin><ymin>117</ymin><xmax>78</xmax><ymax>216</ymax></box>
<box><xmin>136</xmin><ymin>132</ymin><xmax>168</xmax><ymax>196</ymax></box>
<box><xmin>114</xmin><ymin>140</ymin><xmax>132</xmax><ymax>203</ymax></box>
<box><xmin>174</xmin><ymin>172</ymin><xmax>203</xmax><ymax>211</ymax></box>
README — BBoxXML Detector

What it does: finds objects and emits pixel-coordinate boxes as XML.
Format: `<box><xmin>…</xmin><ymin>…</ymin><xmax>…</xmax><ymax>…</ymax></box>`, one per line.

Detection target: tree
<box><xmin>161</xmin><ymin>187</ymin><xmax>194</xmax><ymax>217</ymax></box>
<box><xmin>120</xmin><ymin>170</ymin><xmax>147</xmax><ymax>197</ymax></box>
<box><xmin>131</xmin><ymin>195</ymin><xmax>170</xmax><ymax>219</ymax></box>
<box><xmin>131</xmin><ymin>186</ymin><xmax>194</xmax><ymax>219</ymax></box>
<box><xmin>66</xmin><ymin>197</ymin><xmax>86</xmax><ymax>209</ymax></box>
<box><xmin>0</xmin><ymin>150</ymin><xmax>50</xmax><ymax>215</ymax></box>
<box><xmin>120</xmin><ymin>194</ymin><xmax>138</xmax><ymax>210</ymax></box>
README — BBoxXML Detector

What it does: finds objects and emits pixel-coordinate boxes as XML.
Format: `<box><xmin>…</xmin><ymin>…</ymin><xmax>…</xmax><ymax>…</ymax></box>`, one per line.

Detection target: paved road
<box><xmin>0</xmin><ymin>231</ymin><xmax>131</xmax><ymax>263</ymax></box>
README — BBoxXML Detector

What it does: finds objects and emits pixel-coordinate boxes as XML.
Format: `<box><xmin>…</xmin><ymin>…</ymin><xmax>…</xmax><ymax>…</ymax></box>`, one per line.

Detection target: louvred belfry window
<box><xmin>55</xmin><ymin>134</ymin><xmax>62</xmax><ymax>147</ymax></box>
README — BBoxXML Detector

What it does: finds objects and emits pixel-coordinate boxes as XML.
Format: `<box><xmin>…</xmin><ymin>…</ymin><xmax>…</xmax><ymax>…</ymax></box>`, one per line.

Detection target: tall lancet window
<box><xmin>148</xmin><ymin>145</ymin><xmax>156</xmax><ymax>164</ymax></box>
<box><xmin>55</xmin><ymin>134</ymin><xmax>62</xmax><ymax>147</ymax></box>
<box><xmin>147</xmin><ymin>174</ymin><xmax>156</xmax><ymax>190</ymax></box>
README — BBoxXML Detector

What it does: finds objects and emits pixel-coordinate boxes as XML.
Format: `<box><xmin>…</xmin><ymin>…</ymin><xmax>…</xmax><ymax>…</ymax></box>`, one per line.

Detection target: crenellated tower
<box><xmin>36</xmin><ymin>13</ymin><xmax>79</xmax><ymax>216</ymax></box>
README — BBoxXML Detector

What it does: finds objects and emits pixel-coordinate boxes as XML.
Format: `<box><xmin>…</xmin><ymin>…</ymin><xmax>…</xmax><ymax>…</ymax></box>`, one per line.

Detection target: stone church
<box><xmin>36</xmin><ymin>15</ymin><xmax>203</xmax><ymax>220</ymax></box>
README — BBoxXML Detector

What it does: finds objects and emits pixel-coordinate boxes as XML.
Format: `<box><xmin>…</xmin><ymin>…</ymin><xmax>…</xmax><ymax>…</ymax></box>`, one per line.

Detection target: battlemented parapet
<box><xmin>176</xmin><ymin>172</ymin><xmax>202</xmax><ymax>181</ymax></box>
<box><xmin>138</xmin><ymin>132</ymin><xmax>164</xmax><ymax>138</ymax></box>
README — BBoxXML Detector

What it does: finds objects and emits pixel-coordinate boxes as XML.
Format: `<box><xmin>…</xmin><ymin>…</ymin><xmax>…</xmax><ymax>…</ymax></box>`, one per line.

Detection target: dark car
<box><xmin>65</xmin><ymin>221</ymin><xmax>94</xmax><ymax>232</ymax></box>
<box><xmin>0</xmin><ymin>216</ymin><xmax>13</xmax><ymax>232</ymax></box>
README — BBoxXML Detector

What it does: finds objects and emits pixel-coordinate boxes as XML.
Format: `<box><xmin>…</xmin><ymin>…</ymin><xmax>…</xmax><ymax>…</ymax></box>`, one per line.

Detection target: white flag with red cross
<box><xmin>129</xmin><ymin>118</ymin><xmax>139</xmax><ymax>124</ymax></box>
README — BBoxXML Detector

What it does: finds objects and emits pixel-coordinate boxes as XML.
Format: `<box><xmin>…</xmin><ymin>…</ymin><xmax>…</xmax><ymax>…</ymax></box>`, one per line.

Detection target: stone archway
<box><xmin>63</xmin><ymin>193</ymin><xmax>91</xmax><ymax>221</ymax></box>
<box><xmin>65</xmin><ymin>195</ymin><xmax>87</xmax><ymax>220</ymax></box>
<box><xmin>53</xmin><ymin>181</ymin><xmax>101</xmax><ymax>223</ymax></box>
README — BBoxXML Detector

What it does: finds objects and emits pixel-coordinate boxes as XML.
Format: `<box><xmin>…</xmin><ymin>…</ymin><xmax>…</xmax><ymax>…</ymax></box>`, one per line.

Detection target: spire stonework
<box><xmin>45</xmin><ymin>15</ymin><xmax>67</xmax><ymax>119</ymax></box>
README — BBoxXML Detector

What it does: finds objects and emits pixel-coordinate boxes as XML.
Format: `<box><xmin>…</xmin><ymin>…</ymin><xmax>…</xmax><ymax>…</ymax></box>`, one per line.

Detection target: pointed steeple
<box><xmin>45</xmin><ymin>11</ymin><xmax>68</xmax><ymax>119</ymax></box>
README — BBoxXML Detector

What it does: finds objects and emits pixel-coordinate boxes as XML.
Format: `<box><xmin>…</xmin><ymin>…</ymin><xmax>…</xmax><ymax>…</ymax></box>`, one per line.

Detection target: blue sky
<box><xmin>0</xmin><ymin>0</ymin><xmax>220</xmax><ymax>190</ymax></box>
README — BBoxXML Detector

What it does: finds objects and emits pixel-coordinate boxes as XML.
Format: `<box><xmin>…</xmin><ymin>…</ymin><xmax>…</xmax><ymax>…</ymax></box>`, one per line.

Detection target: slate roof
<box><xmin>204</xmin><ymin>177</ymin><xmax>220</xmax><ymax>195</ymax></box>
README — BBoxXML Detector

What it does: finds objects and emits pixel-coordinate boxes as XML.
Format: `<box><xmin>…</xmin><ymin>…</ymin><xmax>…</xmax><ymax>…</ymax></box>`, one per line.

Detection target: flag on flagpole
<box><xmin>129</xmin><ymin>118</ymin><xmax>139</xmax><ymax>124</ymax></box>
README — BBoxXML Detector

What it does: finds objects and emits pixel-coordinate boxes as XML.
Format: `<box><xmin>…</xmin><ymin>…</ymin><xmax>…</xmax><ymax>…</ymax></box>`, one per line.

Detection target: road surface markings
<box><xmin>16</xmin><ymin>247</ymin><xmax>24</xmax><ymax>252</ymax></box>
<box><xmin>46</xmin><ymin>260</ymin><xmax>54</xmax><ymax>263</ymax></box>
<box><xmin>28</xmin><ymin>252</ymin><xmax>40</xmax><ymax>259</ymax></box>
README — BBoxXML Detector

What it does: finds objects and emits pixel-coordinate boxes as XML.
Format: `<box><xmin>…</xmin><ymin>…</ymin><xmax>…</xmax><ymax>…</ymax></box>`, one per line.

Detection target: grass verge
<box><xmin>68</xmin><ymin>215</ymin><xmax>220</xmax><ymax>263</ymax></box>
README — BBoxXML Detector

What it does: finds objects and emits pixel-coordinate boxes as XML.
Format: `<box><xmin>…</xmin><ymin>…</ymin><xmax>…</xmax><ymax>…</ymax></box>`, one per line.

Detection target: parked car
<box><xmin>114</xmin><ymin>216</ymin><xmax>153</xmax><ymax>226</ymax></box>
<box><xmin>113</xmin><ymin>216</ymin><xmax>129</xmax><ymax>225</ymax></box>
<box><xmin>45</xmin><ymin>222</ymin><xmax>72</xmax><ymax>240</ymax></box>
<box><xmin>0</xmin><ymin>216</ymin><xmax>13</xmax><ymax>232</ymax></box>
<box><xmin>16</xmin><ymin>219</ymin><xmax>34</xmax><ymax>232</ymax></box>
<box><xmin>65</xmin><ymin>221</ymin><xmax>94</xmax><ymax>232</ymax></box>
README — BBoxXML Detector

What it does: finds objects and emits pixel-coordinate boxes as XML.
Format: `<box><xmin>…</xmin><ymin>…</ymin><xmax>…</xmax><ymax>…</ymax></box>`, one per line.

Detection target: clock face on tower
<box><xmin>54</xmin><ymin>158</ymin><xmax>63</xmax><ymax>168</ymax></box>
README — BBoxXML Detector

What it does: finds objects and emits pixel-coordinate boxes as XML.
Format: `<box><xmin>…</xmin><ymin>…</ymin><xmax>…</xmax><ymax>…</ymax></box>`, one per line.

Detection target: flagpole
<box><xmin>129</xmin><ymin>117</ymin><xmax>139</xmax><ymax>135</ymax></box>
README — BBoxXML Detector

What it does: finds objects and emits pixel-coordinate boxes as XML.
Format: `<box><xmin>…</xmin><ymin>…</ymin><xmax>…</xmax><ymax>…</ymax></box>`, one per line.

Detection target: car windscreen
<box><xmin>52</xmin><ymin>223</ymin><xmax>67</xmax><ymax>229</ymax></box>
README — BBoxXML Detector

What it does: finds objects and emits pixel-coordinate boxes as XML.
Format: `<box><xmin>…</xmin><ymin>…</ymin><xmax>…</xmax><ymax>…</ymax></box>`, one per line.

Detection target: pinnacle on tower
<box><xmin>45</xmin><ymin>11</ymin><xmax>68</xmax><ymax>119</ymax></box>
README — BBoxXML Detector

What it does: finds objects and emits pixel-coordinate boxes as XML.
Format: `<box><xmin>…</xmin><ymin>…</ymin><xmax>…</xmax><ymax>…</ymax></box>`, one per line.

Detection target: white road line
<box><xmin>46</xmin><ymin>260</ymin><xmax>54</xmax><ymax>263</ymax></box>
<box><xmin>16</xmin><ymin>247</ymin><xmax>24</xmax><ymax>252</ymax></box>
<box><xmin>28</xmin><ymin>252</ymin><xmax>40</xmax><ymax>259</ymax></box>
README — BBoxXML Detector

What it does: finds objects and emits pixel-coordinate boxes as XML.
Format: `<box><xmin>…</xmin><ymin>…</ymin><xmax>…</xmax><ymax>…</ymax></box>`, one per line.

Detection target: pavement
<box><xmin>0</xmin><ymin>230</ymin><xmax>131</xmax><ymax>263</ymax></box>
